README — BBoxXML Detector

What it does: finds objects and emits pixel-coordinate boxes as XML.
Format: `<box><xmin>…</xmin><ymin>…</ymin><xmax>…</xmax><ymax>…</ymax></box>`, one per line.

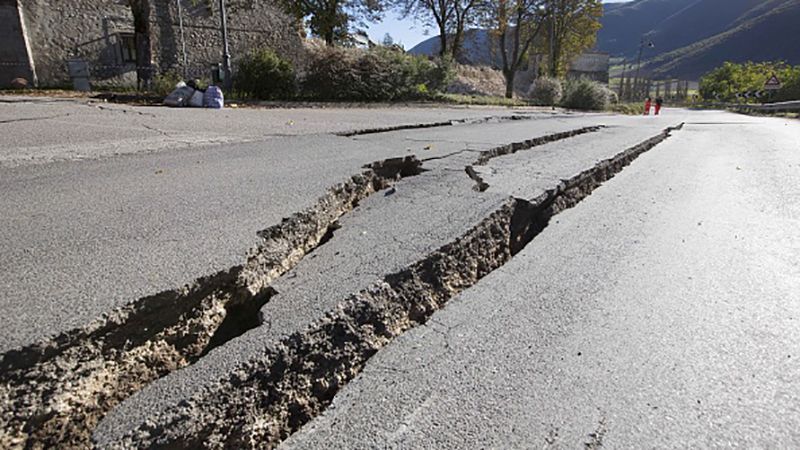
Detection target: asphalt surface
<box><xmin>94</xmin><ymin>116</ymin><xmax>684</xmax><ymax>445</ymax></box>
<box><xmin>0</xmin><ymin>102</ymin><xmax>637</xmax><ymax>353</ymax></box>
<box><xmin>282</xmin><ymin>111</ymin><xmax>800</xmax><ymax>448</ymax></box>
<box><xmin>3</xmin><ymin>97</ymin><xmax>798</xmax><ymax>448</ymax></box>
<box><xmin>0</xmin><ymin>96</ymin><xmax>553</xmax><ymax>167</ymax></box>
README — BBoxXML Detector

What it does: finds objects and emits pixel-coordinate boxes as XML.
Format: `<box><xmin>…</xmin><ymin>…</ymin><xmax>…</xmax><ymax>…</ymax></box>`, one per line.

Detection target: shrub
<box><xmin>773</xmin><ymin>72</ymin><xmax>800</xmax><ymax>102</ymax></box>
<box><xmin>419</xmin><ymin>55</ymin><xmax>455</xmax><ymax>93</ymax></box>
<box><xmin>235</xmin><ymin>48</ymin><xmax>295</xmax><ymax>100</ymax></box>
<box><xmin>560</xmin><ymin>78</ymin><xmax>609</xmax><ymax>110</ymax></box>
<box><xmin>528</xmin><ymin>77</ymin><xmax>562</xmax><ymax>106</ymax></box>
<box><xmin>302</xmin><ymin>47</ymin><xmax>359</xmax><ymax>100</ymax></box>
<box><xmin>605</xmin><ymin>86</ymin><xmax>620</xmax><ymax>104</ymax></box>
<box><xmin>303</xmin><ymin>47</ymin><xmax>453</xmax><ymax>101</ymax></box>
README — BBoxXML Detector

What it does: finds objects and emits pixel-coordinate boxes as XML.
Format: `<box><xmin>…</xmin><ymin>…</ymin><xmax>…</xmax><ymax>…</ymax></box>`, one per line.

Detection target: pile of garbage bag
<box><xmin>164</xmin><ymin>80</ymin><xmax>224</xmax><ymax>109</ymax></box>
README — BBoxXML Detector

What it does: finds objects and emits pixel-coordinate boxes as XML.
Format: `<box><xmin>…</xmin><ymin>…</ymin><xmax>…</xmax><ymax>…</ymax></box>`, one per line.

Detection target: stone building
<box><xmin>0</xmin><ymin>0</ymin><xmax>304</xmax><ymax>88</ymax></box>
<box><xmin>567</xmin><ymin>52</ymin><xmax>610</xmax><ymax>84</ymax></box>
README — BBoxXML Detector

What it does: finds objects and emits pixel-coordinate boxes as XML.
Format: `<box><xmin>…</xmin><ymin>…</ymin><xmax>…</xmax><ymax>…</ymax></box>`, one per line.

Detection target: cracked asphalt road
<box><xmin>0</xmin><ymin>100</ymin><xmax>645</xmax><ymax>352</ymax></box>
<box><xmin>2</xmin><ymin>97</ymin><xmax>798</xmax><ymax>448</ymax></box>
<box><xmin>282</xmin><ymin>111</ymin><xmax>800</xmax><ymax>448</ymax></box>
<box><xmin>0</xmin><ymin>96</ymin><xmax>562</xmax><ymax>167</ymax></box>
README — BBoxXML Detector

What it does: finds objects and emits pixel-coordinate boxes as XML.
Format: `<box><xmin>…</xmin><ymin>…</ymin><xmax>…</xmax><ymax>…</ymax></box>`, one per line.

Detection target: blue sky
<box><xmin>365</xmin><ymin>0</ymin><xmax>630</xmax><ymax>49</ymax></box>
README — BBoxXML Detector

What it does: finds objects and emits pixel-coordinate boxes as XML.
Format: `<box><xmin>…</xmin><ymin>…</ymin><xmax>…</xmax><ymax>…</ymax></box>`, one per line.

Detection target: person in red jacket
<box><xmin>655</xmin><ymin>96</ymin><xmax>664</xmax><ymax>115</ymax></box>
<box><xmin>644</xmin><ymin>97</ymin><xmax>652</xmax><ymax>115</ymax></box>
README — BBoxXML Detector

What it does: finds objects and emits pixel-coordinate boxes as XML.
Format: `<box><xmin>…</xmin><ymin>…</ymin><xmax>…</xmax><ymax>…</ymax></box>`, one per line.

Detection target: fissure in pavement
<box><xmin>337</xmin><ymin>114</ymin><xmax>534</xmax><ymax>137</ymax></box>
<box><xmin>464</xmin><ymin>125</ymin><xmax>604</xmax><ymax>191</ymax></box>
<box><xmin>0</xmin><ymin>124</ymin><xmax>681</xmax><ymax>449</ymax></box>
<box><xmin>101</xmin><ymin>124</ymin><xmax>683</xmax><ymax>449</ymax></box>
<box><xmin>0</xmin><ymin>157</ymin><xmax>422</xmax><ymax>449</ymax></box>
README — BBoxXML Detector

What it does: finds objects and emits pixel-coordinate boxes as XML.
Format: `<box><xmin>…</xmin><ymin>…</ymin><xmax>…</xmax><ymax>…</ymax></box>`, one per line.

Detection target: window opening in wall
<box><xmin>118</xmin><ymin>33</ymin><xmax>137</xmax><ymax>63</ymax></box>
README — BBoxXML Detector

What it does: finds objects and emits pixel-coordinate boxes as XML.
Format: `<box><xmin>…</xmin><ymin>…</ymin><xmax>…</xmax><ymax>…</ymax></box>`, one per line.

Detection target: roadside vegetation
<box><xmin>236</xmin><ymin>49</ymin><xmax>296</xmax><ymax>100</ymax></box>
<box><xmin>229</xmin><ymin>46</ymin><xmax>453</xmax><ymax>102</ymax></box>
<box><xmin>6</xmin><ymin>0</ymin><xmax>612</xmax><ymax>111</ymax></box>
<box><xmin>608</xmin><ymin>102</ymin><xmax>645</xmax><ymax>115</ymax></box>
<box><xmin>700</xmin><ymin>61</ymin><xmax>800</xmax><ymax>102</ymax></box>
<box><xmin>302</xmin><ymin>47</ymin><xmax>452</xmax><ymax>101</ymax></box>
<box><xmin>528</xmin><ymin>77</ymin><xmax>563</xmax><ymax>106</ymax></box>
<box><xmin>434</xmin><ymin>93</ymin><xmax>532</xmax><ymax>106</ymax></box>
<box><xmin>560</xmin><ymin>78</ymin><xmax>612</xmax><ymax>110</ymax></box>
<box><xmin>121</xmin><ymin>0</ymin><xmax>602</xmax><ymax>105</ymax></box>
<box><xmin>0</xmin><ymin>0</ymin><xmax>613</xmax><ymax>113</ymax></box>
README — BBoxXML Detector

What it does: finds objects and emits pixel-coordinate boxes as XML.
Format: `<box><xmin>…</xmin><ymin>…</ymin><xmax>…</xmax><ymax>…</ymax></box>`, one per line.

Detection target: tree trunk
<box><xmin>324</xmin><ymin>30</ymin><xmax>335</xmax><ymax>46</ymax></box>
<box><xmin>129</xmin><ymin>0</ymin><xmax>153</xmax><ymax>91</ymax></box>
<box><xmin>504</xmin><ymin>70</ymin><xmax>515</xmax><ymax>98</ymax></box>
<box><xmin>451</xmin><ymin>9</ymin><xmax>468</xmax><ymax>61</ymax></box>
<box><xmin>550</xmin><ymin>33</ymin><xmax>561</xmax><ymax>78</ymax></box>
<box><xmin>451</xmin><ymin>27</ymin><xmax>462</xmax><ymax>60</ymax></box>
<box><xmin>438</xmin><ymin>28</ymin><xmax>448</xmax><ymax>57</ymax></box>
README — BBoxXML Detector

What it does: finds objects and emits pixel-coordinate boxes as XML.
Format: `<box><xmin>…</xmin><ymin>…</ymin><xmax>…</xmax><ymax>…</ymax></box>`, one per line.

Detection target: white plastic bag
<box><xmin>203</xmin><ymin>86</ymin><xmax>224</xmax><ymax>109</ymax></box>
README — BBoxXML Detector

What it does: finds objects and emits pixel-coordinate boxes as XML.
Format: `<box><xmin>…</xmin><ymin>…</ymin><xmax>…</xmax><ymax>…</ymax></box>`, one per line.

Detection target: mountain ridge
<box><xmin>409</xmin><ymin>0</ymin><xmax>800</xmax><ymax>81</ymax></box>
<box><xmin>599</xmin><ymin>0</ymin><xmax>800</xmax><ymax>79</ymax></box>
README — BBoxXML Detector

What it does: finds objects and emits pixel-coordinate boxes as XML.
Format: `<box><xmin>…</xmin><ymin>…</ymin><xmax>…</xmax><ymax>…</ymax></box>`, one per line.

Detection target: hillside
<box><xmin>409</xmin><ymin>29</ymin><xmax>499</xmax><ymax>66</ymax></box>
<box><xmin>597</xmin><ymin>0</ymin><xmax>697</xmax><ymax>56</ymax></box>
<box><xmin>409</xmin><ymin>0</ymin><xmax>800</xmax><ymax>81</ymax></box>
<box><xmin>599</xmin><ymin>0</ymin><xmax>800</xmax><ymax>79</ymax></box>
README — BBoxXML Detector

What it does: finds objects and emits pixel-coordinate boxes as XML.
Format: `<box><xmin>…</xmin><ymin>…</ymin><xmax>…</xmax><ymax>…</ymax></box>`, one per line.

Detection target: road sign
<box><xmin>765</xmin><ymin>74</ymin><xmax>782</xmax><ymax>90</ymax></box>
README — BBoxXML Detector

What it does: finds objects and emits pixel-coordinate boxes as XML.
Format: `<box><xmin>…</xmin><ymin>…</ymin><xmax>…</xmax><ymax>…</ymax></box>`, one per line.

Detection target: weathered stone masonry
<box><xmin>1</xmin><ymin>0</ymin><xmax>303</xmax><ymax>87</ymax></box>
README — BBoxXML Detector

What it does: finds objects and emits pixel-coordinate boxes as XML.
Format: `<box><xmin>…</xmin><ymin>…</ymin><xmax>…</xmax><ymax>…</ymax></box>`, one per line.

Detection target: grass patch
<box><xmin>434</xmin><ymin>93</ymin><xmax>532</xmax><ymax>107</ymax></box>
<box><xmin>609</xmin><ymin>102</ymin><xmax>644</xmax><ymax>115</ymax></box>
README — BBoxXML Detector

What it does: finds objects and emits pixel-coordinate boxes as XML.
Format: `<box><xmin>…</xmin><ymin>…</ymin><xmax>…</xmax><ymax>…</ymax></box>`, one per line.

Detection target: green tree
<box><xmin>281</xmin><ymin>0</ymin><xmax>384</xmax><ymax>45</ymax></box>
<box><xmin>544</xmin><ymin>0</ymin><xmax>602</xmax><ymax>77</ymax></box>
<box><xmin>699</xmin><ymin>61</ymin><xmax>800</xmax><ymax>102</ymax></box>
<box><xmin>396</xmin><ymin>0</ymin><xmax>479</xmax><ymax>58</ymax></box>
<box><xmin>482</xmin><ymin>0</ymin><xmax>547</xmax><ymax>98</ymax></box>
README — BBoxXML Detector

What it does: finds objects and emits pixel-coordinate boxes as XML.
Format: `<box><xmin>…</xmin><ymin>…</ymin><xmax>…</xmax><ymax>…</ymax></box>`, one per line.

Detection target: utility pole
<box><xmin>634</xmin><ymin>38</ymin><xmax>653</xmax><ymax>99</ymax></box>
<box><xmin>176</xmin><ymin>0</ymin><xmax>188</xmax><ymax>78</ymax></box>
<box><xmin>218</xmin><ymin>0</ymin><xmax>232</xmax><ymax>90</ymax></box>
<box><xmin>549</xmin><ymin>0</ymin><xmax>555</xmax><ymax>77</ymax></box>
<box><xmin>619</xmin><ymin>59</ymin><xmax>627</xmax><ymax>99</ymax></box>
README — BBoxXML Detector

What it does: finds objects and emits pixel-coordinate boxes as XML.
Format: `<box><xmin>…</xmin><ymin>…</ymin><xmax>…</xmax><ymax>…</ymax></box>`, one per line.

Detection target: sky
<box><xmin>364</xmin><ymin>0</ymin><xmax>631</xmax><ymax>49</ymax></box>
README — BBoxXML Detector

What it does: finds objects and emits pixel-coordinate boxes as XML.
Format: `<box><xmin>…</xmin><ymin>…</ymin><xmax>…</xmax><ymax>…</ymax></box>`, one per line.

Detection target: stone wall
<box><xmin>149</xmin><ymin>0</ymin><xmax>305</xmax><ymax>80</ymax></box>
<box><xmin>10</xmin><ymin>0</ymin><xmax>304</xmax><ymax>87</ymax></box>
<box><xmin>19</xmin><ymin>0</ymin><xmax>132</xmax><ymax>86</ymax></box>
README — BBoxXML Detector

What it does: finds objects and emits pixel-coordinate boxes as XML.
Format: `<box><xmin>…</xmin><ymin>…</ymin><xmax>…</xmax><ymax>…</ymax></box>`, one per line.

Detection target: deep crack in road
<box><xmin>1</xmin><ymin>102</ymin><xmax>798</xmax><ymax>449</ymax></box>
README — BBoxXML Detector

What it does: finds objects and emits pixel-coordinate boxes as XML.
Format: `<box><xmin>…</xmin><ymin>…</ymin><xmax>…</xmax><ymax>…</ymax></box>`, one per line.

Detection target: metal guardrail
<box><xmin>730</xmin><ymin>100</ymin><xmax>800</xmax><ymax>113</ymax></box>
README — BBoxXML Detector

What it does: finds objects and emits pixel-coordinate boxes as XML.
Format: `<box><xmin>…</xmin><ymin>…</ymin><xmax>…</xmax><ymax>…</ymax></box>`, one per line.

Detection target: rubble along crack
<box><xmin>100</xmin><ymin>123</ymin><xmax>683</xmax><ymax>449</ymax></box>
<box><xmin>337</xmin><ymin>114</ymin><xmax>533</xmax><ymax>137</ymax></box>
<box><xmin>0</xmin><ymin>156</ymin><xmax>423</xmax><ymax>450</ymax></box>
<box><xmin>464</xmin><ymin>125</ymin><xmax>605</xmax><ymax>191</ymax></box>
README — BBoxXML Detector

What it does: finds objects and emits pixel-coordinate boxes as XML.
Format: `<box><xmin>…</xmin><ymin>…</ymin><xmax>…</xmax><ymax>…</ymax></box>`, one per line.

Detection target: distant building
<box><xmin>0</xmin><ymin>0</ymin><xmax>303</xmax><ymax>88</ymax></box>
<box><xmin>346</xmin><ymin>31</ymin><xmax>377</xmax><ymax>50</ymax></box>
<box><xmin>567</xmin><ymin>52</ymin><xmax>610</xmax><ymax>84</ymax></box>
